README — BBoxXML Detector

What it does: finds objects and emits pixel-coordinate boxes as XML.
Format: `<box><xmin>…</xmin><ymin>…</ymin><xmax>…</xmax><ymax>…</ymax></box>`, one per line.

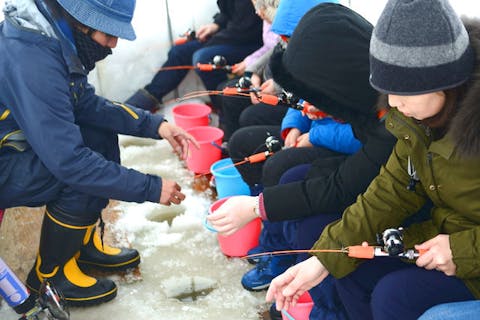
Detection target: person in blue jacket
<box><xmin>0</xmin><ymin>0</ymin><xmax>198</xmax><ymax>306</ymax></box>
<box><xmin>271</xmin><ymin>0</ymin><xmax>338</xmax><ymax>37</ymax></box>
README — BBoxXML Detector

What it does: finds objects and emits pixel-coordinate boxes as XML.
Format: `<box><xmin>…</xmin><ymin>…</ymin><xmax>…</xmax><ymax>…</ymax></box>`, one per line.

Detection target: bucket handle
<box><xmin>203</xmin><ymin>217</ymin><xmax>218</xmax><ymax>233</ymax></box>
<box><xmin>210</xmin><ymin>141</ymin><xmax>223</xmax><ymax>151</ymax></box>
<box><xmin>281</xmin><ymin>309</ymin><xmax>296</xmax><ymax>320</ymax></box>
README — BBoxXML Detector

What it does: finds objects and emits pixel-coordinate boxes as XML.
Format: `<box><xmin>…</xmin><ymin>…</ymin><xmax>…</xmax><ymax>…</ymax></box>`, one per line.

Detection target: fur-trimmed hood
<box><xmin>450</xmin><ymin>18</ymin><xmax>480</xmax><ymax>157</ymax></box>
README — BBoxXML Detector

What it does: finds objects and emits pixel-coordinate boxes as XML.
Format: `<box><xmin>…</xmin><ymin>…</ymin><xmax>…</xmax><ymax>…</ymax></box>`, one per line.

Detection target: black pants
<box><xmin>218</xmin><ymin>79</ymin><xmax>289</xmax><ymax>141</ymax></box>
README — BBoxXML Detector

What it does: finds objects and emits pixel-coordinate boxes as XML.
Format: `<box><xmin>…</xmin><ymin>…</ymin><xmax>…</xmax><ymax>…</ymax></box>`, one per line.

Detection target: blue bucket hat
<box><xmin>56</xmin><ymin>0</ymin><xmax>136</xmax><ymax>40</ymax></box>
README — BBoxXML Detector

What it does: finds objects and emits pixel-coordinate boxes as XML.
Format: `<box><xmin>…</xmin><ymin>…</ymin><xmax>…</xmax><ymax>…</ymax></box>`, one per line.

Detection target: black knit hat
<box><xmin>270</xmin><ymin>3</ymin><xmax>378</xmax><ymax>123</ymax></box>
<box><xmin>370</xmin><ymin>0</ymin><xmax>475</xmax><ymax>95</ymax></box>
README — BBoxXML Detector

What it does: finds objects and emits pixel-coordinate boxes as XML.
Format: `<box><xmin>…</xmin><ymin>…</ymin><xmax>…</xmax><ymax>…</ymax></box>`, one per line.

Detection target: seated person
<box><xmin>126</xmin><ymin>0</ymin><xmax>263</xmax><ymax>112</ymax></box>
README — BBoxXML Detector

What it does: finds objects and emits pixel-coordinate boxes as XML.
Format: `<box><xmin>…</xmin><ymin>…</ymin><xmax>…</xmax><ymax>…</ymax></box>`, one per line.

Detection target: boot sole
<box><xmin>77</xmin><ymin>255</ymin><xmax>141</xmax><ymax>272</ymax></box>
<box><xmin>26</xmin><ymin>283</ymin><xmax>118</xmax><ymax>307</ymax></box>
<box><xmin>241</xmin><ymin>282</ymin><xmax>270</xmax><ymax>292</ymax></box>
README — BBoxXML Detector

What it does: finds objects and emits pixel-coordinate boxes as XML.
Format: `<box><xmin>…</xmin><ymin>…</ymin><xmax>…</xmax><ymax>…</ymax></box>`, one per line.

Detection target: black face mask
<box><xmin>72</xmin><ymin>28</ymin><xmax>112</xmax><ymax>72</ymax></box>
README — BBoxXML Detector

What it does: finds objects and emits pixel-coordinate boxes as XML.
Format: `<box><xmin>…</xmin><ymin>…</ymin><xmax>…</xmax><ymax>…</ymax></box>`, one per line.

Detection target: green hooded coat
<box><xmin>312</xmin><ymin>18</ymin><xmax>480</xmax><ymax>299</ymax></box>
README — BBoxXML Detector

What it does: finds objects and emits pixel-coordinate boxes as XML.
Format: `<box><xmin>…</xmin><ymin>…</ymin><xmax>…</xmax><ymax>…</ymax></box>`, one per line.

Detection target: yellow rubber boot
<box><xmin>77</xmin><ymin>225</ymin><xmax>140</xmax><ymax>271</ymax></box>
<box><xmin>26</xmin><ymin>211</ymin><xmax>117</xmax><ymax>306</ymax></box>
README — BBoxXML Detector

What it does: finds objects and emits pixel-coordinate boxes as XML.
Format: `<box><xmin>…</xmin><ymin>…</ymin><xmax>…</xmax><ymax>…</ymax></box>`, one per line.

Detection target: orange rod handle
<box><xmin>347</xmin><ymin>246</ymin><xmax>375</xmax><ymax>259</ymax></box>
<box><xmin>259</xmin><ymin>94</ymin><xmax>280</xmax><ymax>106</ymax></box>
<box><xmin>417</xmin><ymin>248</ymin><xmax>428</xmax><ymax>256</ymax></box>
<box><xmin>174</xmin><ymin>38</ymin><xmax>188</xmax><ymax>46</ymax></box>
<box><xmin>222</xmin><ymin>87</ymin><xmax>239</xmax><ymax>96</ymax></box>
<box><xmin>246</xmin><ymin>152</ymin><xmax>268</xmax><ymax>163</ymax></box>
<box><xmin>197</xmin><ymin>63</ymin><xmax>214</xmax><ymax>71</ymax></box>
<box><xmin>302</xmin><ymin>105</ymin><xmax>328</xmax><ymax>118</ymax></box>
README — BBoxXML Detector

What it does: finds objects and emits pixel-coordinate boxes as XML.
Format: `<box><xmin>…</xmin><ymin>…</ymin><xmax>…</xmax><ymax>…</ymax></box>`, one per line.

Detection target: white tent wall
<box><xmin>0</xmin><ymin>1</ymin><xmax>477</xmax><ymax>101</ymax></box>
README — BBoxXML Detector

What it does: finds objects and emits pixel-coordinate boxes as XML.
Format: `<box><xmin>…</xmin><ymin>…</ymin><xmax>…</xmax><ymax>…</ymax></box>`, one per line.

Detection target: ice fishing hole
<box><xmin>146</xmin><ymin>205</ymin><xmax>185</xmax><ymax>226</ymax></box>
<box><xmin>162</xmin><ymin>276</ymin><xmax>217</xmax><ymax>302</ymax></box>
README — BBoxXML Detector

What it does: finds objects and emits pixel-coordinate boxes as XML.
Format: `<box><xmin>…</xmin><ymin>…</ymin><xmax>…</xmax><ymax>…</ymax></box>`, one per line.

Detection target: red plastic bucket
<box><xmin>172</xmin><ymin>103</ymin><xmax>211</xmax><ymax>130</ymax></box>
<box><xmin>208</xmin><ymin>197</ymin><xmax>261</xmax><ymax>257</ymax></box>
<box><xmin>281</xmin><ymin>291</ymin><xmax>314</xmax><ymax>320</ymax></box>
<box><xmin>186</xmin><ymin>126</ymin><xmax>224</xmax><ymax>174</ymax></box>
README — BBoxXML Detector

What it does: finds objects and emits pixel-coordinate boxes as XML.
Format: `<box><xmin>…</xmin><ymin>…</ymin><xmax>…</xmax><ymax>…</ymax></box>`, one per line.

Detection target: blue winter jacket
<box><xmin>281</xmin><ymin>109</ymin><xmax>361</xmax><ymax>154</ymax></box>
<box><xmin>0</xmin><ymin>0</ymin><xmax>164</xmax><ymax>203</ymax></box>
<box><xmin>271</xmin><ymin>0</ymin><xmax>339</xmax><ymax>36</ymax></box>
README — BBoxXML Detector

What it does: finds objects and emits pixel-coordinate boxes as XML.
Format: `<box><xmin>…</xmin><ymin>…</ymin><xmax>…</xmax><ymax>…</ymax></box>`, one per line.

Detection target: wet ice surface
<box><xmin>0</xmin><ymin>134</ymin><xmax>267</xmax><ymax>319</ymax></box>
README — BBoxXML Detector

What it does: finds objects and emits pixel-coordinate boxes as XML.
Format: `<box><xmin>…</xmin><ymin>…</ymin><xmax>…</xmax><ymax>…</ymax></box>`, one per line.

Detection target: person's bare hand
<box><xmin>206</xmin><ymin>195</ymin><xmax>258</xmax><ymax>235</ymax></box>
<box><xmin>231</xmin><ymin>61</ymin><xmax>246</xmax><ymax>75</ymax></box>
<box><xmin>250</xmin><ymin>74</ymin><xmax>262</xmax><ymax>104</ymax></box>
<box><xmin>197</xmin><ymin>23</ymin><xmax>219</xmax><ymax>42</ymax></box>
<box><xmin>295</xmin><ymin>133</ymin><xmax>313</xmax><ymax>148</ymax></box>
<box><xmin>259</xmin><ymin>79</ymin><xmax>276</xmax><ymax>95</ymax></box>
<box><xmin>415</xmin><ymin>234</ymin><xmax>457</xmax><ymax>276</ymax></box>
<box><xmin>284</xmin><ymin>128</ymin><xmax>301</xmax><ymax>148</ymax></box>
<box><xmin>158</xmin><ymin>122</ymin><xmax>199</xmax><ymax>160</ymax></box>
<box><xmin>159</xmin><ymin>179</ymin><xmax>185</xmax><ymax>205</ymax></box>
<box><xmin>266</xmin><ymin>257</ymin><xmax>328</xmax><ymax>311</ymax></box>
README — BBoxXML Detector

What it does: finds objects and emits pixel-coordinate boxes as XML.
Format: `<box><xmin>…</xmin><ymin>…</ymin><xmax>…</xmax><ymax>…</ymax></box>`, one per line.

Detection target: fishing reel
<box><xmin>20</xmin><ymin>280</ymin><xmax>70</xmax><ymax>320</ymax></box>
<box><xmin>278</xmin><ymin>90</ymin><xmax>301</xmax><ymax>107</ymax></box>
<box><xmin>196</xmin><ymin>55</ymin><xmax>233</xmax><ymax>72</ymax></box>
<box><xmin>174</xmin><ymin>28</ymin><xmax>196</xmax><ymax>46</ymax></box>
<box><xmin>265</xmin><ymin>135</ymin><xmax>281</xmax><ymax>153</ymax></box>
<box><xmin>376</xmin><ymin>227</ymin><xmax>405</xmax><ymax>256</ymax></box>
<box><xmin>212</xmin><ymin>55</ymin><xmax>227</xmax><ymax>69</ymax></box>
<box><xmin>236</xmin><ymin>73</ymin><xmax>253</xmax><ymax>90</ymax></box>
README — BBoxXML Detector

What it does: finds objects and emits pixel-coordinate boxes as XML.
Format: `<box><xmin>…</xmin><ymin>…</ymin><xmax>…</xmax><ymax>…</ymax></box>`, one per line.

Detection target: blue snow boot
<box><xmin>241</xmin><ymin>255</ymin><xmax>295</xmax><ymax>291</ymax></box>
<box><xmin>246</xmin><ymin>245</ymin><xmax>267</xmax><ymax>265</ymax></box>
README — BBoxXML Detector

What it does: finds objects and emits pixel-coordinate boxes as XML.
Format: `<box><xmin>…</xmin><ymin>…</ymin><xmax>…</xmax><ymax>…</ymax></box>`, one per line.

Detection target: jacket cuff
<box><xmin>258</xmin><ymin>193</ymin><xmax>268</xmax><ymax>221</ymax></box>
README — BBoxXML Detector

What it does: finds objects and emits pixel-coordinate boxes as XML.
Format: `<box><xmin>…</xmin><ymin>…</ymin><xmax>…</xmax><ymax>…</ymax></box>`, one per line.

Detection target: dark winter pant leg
<box><xmin>371</xmin><ymin>267</ymin><xmax>474</xmax><ymax>320</ymax></box>
<box><xmin>260</xmin><ymin>221</ymin><xmax>292</xmax><ymax>251</ymax></box>
<box><xmin>278</xmin><ymin>166</ymin><xmax>346</xmax><ymax>319</ymax></box>
<box><xmin>228</xmin><ymin>125</ymin><xmax>281</xmax><ymax>186</ymax></box>
<box><xmin>239</xmin><ymin>103</ymin><xmax>289</xmax><ymax>128</ymax></box>
<box><xmin>193</xmin><ymin>44</ymin><xmax>260</xmax><ymax>91</ymax></box>
<box><xmin>263</xmin><ymin>147</ymin><xmax>339</xmax><ymax>187</ymax></box>
<box><xmin>218</xmin><ymin>78</ymin><xmax>252</xmax><ymax>140</ymax></box>
<box><xmin>145</xmin><ymin>40</ymin><xmax>203</xmax><ymax>100</ymax></box>
<box><xmin>48</xmin><ymin>126</ymin><xmax>120</xmax><ymax>225</ymax></box>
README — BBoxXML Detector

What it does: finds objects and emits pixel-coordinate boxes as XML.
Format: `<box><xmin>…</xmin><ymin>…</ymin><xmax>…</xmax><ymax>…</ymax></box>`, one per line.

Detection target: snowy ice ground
<box><xmin>0</xmin><ymin>101</ymin><xmax>268</xmax><ymax>320</ymax></box>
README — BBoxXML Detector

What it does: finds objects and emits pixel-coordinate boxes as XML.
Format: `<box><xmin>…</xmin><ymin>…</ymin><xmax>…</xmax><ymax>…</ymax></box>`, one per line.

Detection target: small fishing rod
<box><xmin>242</xmin><ymin>228</ymin><xmax>427</xmax><ymax>261</ymax></box>
<box><xmin>193</xmin><ymin>136</ymin><xmax>282</xmax><ymax>179</ymax></box>
<box><xmin>178</xmin><ymin>81</ymin><xmax>329</xmax><ymax>118</ymax></box>
<box><xmin>157</xmin><ymin>55</ymin><xmax>236</xmax><ymax>72</ymax></box>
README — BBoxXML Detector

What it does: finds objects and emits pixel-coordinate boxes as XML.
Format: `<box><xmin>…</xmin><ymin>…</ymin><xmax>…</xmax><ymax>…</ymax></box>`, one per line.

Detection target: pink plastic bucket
<box><xmin>172</xmin><ymin>103</ymin><xmax>211</xmax><ymax>130</ymax></box>
<box><xmin>281</xmin><ymin>292</ymin><xmax>314</xmax><ymax>320</ymax></box>
<box><xmin>208</xmin><ymin>197</ymin><xmax>261</xmax><ymax>257</ymax></box>
<box><xmin>186</xmin><ymin>126</ymin><xmax>224</xmax><ymax>174</ymax></box>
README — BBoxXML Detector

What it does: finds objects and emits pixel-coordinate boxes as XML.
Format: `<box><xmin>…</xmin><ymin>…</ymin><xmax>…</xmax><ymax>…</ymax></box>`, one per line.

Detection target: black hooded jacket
<box><xmin>207</xmin><ymin>0</ymin><xmax>263</xmax><ymax>47</ymax></box>
<box><xmin>263</xmin><ymin>3</ymin><xmax>396</xmax><ymax>221</ymax></box>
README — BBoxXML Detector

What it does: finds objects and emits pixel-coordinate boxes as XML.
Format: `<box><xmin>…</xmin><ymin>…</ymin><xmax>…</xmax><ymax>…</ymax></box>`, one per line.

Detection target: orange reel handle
<box><xmin>222</xmin><ymin>87</ymin><xmax>239</xmax><ymax>96</ymax></box>
<box><xmin>246</xmin><ymin>152</ymin><xmax>268</xmax><ymax>163</ymax></box>
<box><xmin>197</xmin><ymin>63</ymin><xmax>214</xmax><ymax>72</ymax></box>
<box><xmin>347</xmin><ymin>246</ymin><xmax>375</xmax><ymax>259</ymax></box>
<box><xmin>300</xmin><ymin>101</ymin><xmax>328</xmax><ymax>118</ymax></box>
<box><xmin>417</xmin><ymin>248</ymin><xmax>428</xmax><ymax>256</ymax></box>
<box><xmin>174</xmin><ymin>38</ymin><xmax>188</xmax><ymax>46</ymax></box>
<box><xmin>259</xmin><ymin>94</ymin><xmax>280</xmax><ymax>106</ymax></box>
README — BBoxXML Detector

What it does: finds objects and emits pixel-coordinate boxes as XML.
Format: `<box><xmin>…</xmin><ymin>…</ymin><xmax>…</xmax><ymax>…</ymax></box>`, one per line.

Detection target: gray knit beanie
<box><xmin>369</xmin><ymin>0</ymin><xmax>475</xmax><ymax>95</ymax></box>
